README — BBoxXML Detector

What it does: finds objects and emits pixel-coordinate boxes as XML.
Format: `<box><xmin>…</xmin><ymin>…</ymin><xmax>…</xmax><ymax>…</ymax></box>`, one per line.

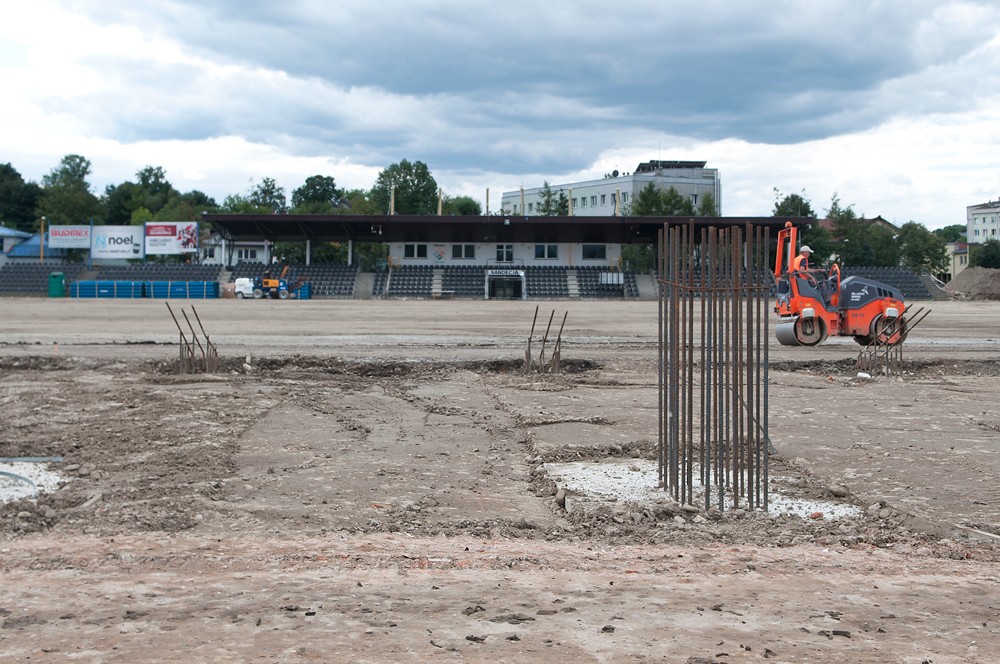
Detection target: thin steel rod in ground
<box><xmin>181</xmin><ymin>309</ymin><xmax>206</xmax><ymax>368</ymax></box>
<box><xmin>525</xmin><ymin>305</ymin><xmax>539</xmax><ymax>374</ymax></box>
<box><xmin>551</xmin><ymin>311</ymin><xmax>568</xmax><ymax>373</ymax></box>
<box><xmin>165</xmin><ymin>302</ymin><xmax>193</xmax><ymax>373</ymax></box>
<box><xmin>538</xmin><ymin>309</ymin><xmax>555</xmax><ymax>371</ymax></box>
<box><xmin>190</xmin><ymin>305</ymin><xmax>219</xmax><ymax>372</ymax></box>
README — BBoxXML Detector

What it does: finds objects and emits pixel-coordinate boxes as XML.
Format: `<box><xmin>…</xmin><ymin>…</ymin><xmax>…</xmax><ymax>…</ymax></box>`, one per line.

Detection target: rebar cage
<box><xmin>658</xmin><ymin>223</ymin><xmax>772</xmax><ymax>511</ymax></box>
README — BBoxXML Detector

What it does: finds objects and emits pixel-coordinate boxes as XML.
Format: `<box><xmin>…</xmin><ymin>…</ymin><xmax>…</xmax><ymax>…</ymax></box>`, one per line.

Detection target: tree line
<box><xmin>0</xmin><ymin>155</ymin><xmax>481</xmax><ymax>232</ymax></box>
<box><xmin>0</xmin><ymin>155</ymin><xmax>482</xmax><ymax>266</ymax></box>
<box><xmin>1</xmin><ymin>155</ymin><xmax>993</xmax><ymax>272</ymax></box>
<box><xmin>774</xmin><ymin>190</ymin><xmax>999</xmax><ymax>274</ymax></box>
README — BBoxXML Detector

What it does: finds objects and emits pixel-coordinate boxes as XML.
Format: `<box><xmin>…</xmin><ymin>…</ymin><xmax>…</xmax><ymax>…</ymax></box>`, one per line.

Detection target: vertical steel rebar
<box><xmin>657</xmin><ymin>228</ymin><xmax>665</xmax><ymax>489</ymax></box>
<box><xmin>763</xmin><ymin>227</ymin><xmax>771</xmax><ymax>510</ymax></box>
<box><xmin>698</xmin><ymin>229</ymin><xmax>712</xmax><ymax>510</ymax></box>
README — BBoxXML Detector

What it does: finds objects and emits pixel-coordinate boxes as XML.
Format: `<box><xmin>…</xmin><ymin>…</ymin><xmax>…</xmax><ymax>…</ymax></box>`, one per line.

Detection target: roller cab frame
<box><xmin>773</xmin><ymin>221</ymin><xmax>906</xmax><ymax>347</ymax></box>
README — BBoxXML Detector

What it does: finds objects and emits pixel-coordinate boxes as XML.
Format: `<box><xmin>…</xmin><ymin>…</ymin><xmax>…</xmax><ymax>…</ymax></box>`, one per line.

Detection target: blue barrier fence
<box><xmin>71</xmin><ymin>280</ymin><xmax>220</xmax><ymax>299</ymax></box>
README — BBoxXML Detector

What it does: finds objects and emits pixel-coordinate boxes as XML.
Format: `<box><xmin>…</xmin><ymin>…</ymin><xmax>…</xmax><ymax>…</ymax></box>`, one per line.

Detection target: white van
<box><xmin>234</xmin><ymin>277</ymin><xmax>255</xmax><ymax>299</ymax></box>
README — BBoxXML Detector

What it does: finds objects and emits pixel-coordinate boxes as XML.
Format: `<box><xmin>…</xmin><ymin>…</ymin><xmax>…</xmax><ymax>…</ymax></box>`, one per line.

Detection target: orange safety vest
<box><xmin>792</xmin><ymin>253</ymin><xmax>809</xmax><ymax>271</ymax></box>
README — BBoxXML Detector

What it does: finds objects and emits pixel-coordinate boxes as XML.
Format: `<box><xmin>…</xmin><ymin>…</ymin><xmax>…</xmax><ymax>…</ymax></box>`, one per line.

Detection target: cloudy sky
<box><xmin>3</xmin><ymin>0</ymin><xmax>999</xmax><ymax>228</ymax></box>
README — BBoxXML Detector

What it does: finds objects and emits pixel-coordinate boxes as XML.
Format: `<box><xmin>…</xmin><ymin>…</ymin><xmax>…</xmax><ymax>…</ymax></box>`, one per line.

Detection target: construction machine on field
<box><xmin>234</xmin><ymin>265</ymin><xmax>303</xmax><ymax>300</ymax></box>
<box><xmin>773</xmin><ymin>221</ymin><xmax>907</xmax><ymax>347</ymax></box>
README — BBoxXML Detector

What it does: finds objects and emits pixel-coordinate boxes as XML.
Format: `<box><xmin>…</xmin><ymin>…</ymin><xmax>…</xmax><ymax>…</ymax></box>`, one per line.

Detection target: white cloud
<box><xmin>2</xmin><ymin>0</ymin><xmax>999</xmax><ymax>228</ymax></box>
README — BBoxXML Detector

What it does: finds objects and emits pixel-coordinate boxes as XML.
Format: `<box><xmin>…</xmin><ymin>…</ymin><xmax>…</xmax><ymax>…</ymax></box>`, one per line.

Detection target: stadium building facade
<box><xmin>967</xmin><ymin>198</ymin><xmax>1000</xmax><ymax>244</ymax></box>
<box><xmin>500</xmin><ymin>160</ymin><xmax>721</xmax><ymax>217</ymax></box>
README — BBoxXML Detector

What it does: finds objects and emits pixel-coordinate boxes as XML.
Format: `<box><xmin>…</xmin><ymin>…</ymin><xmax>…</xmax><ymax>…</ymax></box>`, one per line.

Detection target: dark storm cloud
<box><xmin>64</xmin><ymin>0</ymin><xmax>1000</xmax><ymax>174</ymax></box>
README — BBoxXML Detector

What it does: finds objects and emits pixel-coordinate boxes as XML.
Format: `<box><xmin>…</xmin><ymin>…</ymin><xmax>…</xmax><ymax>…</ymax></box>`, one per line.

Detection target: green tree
<box><xmin>0</xmin><ymin>163</ymin><xmax>42</xmax><ymax>231</ymax></box>
<box><xmin>37</xmin><ymin>154</ymin><xmax>103</xmax><ymax>225</ymax></box>
<box><xmin>799</xmin><ymin>224</ymin><xmax>835</xmax><ymax>265</ymax></box>
<box><xmin>155</xmin><ymin>190</ymin><xmax>217</xmax><ymax>222</ymax></box>
<box><xmin>335</xmin><ymin>188</ymin><xmax>382</xmax><ymax>215</ymax></box>
<box><xmin>103</xmin><ymin>181</ymin><xmax>141</xmax><ymax>225</ymax></box>
<box><xmin>42</xmin><ymin>154</ymin><xmax>92</xmax><ymax>189</ymax></box>
<box><xmin>442</xmin><ymin>195</ymin><xmax>482</xmax><ymax>215</ymax></box>
<box><xmin>101</xmin><ymin>166</ymin><xmax>180</xmax><ymax>225</ymax></box>
<box><xmin>772</xmin><ymin>189</ymin><xmax>815</xmax><ymax>218</ymax></box>
<box><xmin>273</xmin><ymin>241</ymin><xmax>348</xmax><ymax>265</ymax></box>
<box><xmin>661</xmin><ymin>187</ymin><xmax>695</xmax><ymax>215</ymax></box>
<box><xmin>370</xmin><ymin>159</ymin><xmax>438</xmax><ymax>215</ymax></box>
<box><xmin>130</xmin><ymin>207</ymin><xmax>154</xmax><ymax>226</ymax></box>
<box><xmin>621</xmin><ymin>244</ymin><xmax>655</xmax><ymax>273</ymax></box>
<box><xmin>823</xmin><ymin>194</ymin><xmax>899</xmax><ymax>266</ymax></box>
<box><xmin>932</xmin><ymin>224</ymin><xmax>966</xmax><ymax>243</ymax></box>
<box><xmin>536</xmin><ymin>181</ymin><xmax>560</xmax><ymax>216</ymax></box>
<box><xmin>354</xmin><ymin>242</ymin><xmax>389</xmax><ymax>271</ymax></box>
<box><xmin>249</xmin><ymin>177</ymin><xmax>287</xmax><ymax>213</ymax></box>
<box><xmin>630</xmin><ymin>183</ymin><xmax>694</xmax><ymax>216</ymax></box>
<box><xmin>556</xmin><ymin>190</ymin><xmax>569</xmax><ymax>215</ymax></box>
<box><xmin>696</xmin><ymin>191</ymin><xmax>718</xmax><ymax>216</ymax></box>
<box><xmin>291</xmin><ymin>175</ymin><xmax>342</xmax><ymax>213</ymax></box>
<box><xmin>897</xmin><ymin>221</ymin><xmax>947</xmax><ymax>273</ymax></box>
<box><xmin>629</xmin><ymin>182</ymin><xmax>661</xmax><ymax>215</ymax></box>
<box><xmin>135</xmin><ymin>166</ymin><xmax>177</xmax><ymax>214</ymax></box>
<box><xmin>970</xmin><ymin>239</ymin><xmax>1000</xmax><ymax>268</ymax></box>
<box><xmin>827</xmin><ymin>194</ymin><xmax>859</xmax><ymax>263</ymax></box>
<box><xmin>220</xmin><ymin>193</ymin><xmax>257</xmax><ymax>213</ymax></box>
<box><xmin>869</xmin><ymin>224</ymin><xmax>900</xmax><ymax>267</ymax></box>
<box><xmin>326</xmin><ymin>187</ymin><xmax>388</xmax><ymax>268</ymax></box>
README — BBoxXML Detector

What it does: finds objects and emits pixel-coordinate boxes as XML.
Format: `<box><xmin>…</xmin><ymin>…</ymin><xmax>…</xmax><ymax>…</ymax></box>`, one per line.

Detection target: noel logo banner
<box><xmin>91</xmin><ymin>226</ymin><xmax>144</xmax><ymax>259</ymax></box>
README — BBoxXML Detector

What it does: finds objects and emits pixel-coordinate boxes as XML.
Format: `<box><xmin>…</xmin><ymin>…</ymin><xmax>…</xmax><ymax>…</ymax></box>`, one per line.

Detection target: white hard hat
<box><xmin>799</xmin><ymin>245</ymin><xmax>813</xmax><ymax>253</ymax></box>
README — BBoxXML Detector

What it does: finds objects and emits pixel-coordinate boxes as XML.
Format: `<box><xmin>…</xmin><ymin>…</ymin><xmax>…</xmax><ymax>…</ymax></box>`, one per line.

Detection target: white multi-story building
<box><xmin>500</xmin><ymin>160</ymin><xmax>721</xmax><ymax>217</ymax></box>
<box><xmin>967</xmin><ymin>198</ymin><xmax>1000</xmax><ymax>244</ymax></box>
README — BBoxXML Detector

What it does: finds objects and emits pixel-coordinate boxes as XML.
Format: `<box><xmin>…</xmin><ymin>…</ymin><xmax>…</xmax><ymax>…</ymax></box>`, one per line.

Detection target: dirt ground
<box><xmin>2</xmin><ymin>298</ymin><xmax>1000</xmax><ymax>663</ymax></box>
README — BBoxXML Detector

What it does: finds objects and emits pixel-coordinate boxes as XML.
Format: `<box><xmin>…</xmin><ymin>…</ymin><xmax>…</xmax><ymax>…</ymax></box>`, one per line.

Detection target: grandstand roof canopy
<box><xmin>0</xmin><ymin>226</ymin><xmax>32</xmax><ymax>239</ymax></box>
<box><xmin>203</xmin><ymin>214</ymin><xmax>805</xmax><ymax>245</ymax></box>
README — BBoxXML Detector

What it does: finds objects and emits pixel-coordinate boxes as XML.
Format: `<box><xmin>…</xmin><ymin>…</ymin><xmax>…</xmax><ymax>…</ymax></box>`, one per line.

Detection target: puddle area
<box><xmin>544</xmin><ymin>459</ymin><xmax>863</xmax><ymax>520</ymax></box>
<box><xmin>0</xmin><ymin>462</ymin><xmax>66</xmax><ymax>503</ymax></box>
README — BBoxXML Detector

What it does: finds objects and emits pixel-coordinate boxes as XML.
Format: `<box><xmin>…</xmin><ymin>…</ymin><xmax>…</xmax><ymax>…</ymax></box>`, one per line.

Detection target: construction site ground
<box><xmin>2</xmin><ymin>298</ymin><xmax>999</xmax><ymax>663</ymax></box>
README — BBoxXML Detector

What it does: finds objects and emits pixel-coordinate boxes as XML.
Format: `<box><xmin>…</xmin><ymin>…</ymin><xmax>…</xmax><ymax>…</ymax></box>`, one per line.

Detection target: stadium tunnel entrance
<box><xmin>486</xmin><ymin>269</ymin><xmax>525</xmax><ymax>300</ymax></box>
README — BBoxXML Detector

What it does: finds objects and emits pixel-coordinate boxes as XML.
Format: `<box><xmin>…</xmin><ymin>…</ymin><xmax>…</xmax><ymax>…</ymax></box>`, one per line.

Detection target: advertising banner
<box><xmin>144</xmin><ymin>221</ymin><xmax>199</xmax><ymax>255</ymax></box>
<box><xmin>48</xmin><ymin>225</ymin><xmax>91</xmax><ymax>249</ymax></box>
<box><xmin>91</xmin><ymin>226</ymin><xmax>144</xmax><ymax>259</ymax></box>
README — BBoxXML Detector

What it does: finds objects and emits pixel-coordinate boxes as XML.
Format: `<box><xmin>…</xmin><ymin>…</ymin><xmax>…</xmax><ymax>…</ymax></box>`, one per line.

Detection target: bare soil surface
<box><xmin>946</xmin><ymin>266</ymin><xmax>1000</xmax><ymax>300</ymax></box>
<box><xmin>2</xmin><ymin>298</ymin><xmax>1000</xmax><ymax>663</ymax></box>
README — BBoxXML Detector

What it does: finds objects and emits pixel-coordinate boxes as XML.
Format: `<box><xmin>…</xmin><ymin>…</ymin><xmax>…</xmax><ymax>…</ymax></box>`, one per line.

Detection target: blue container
<box><xmin>113</xmin><ymin>281</ymin><xmax>133</xmax><ymax>298</ymax></box>
<box><xmin>150</xmin><ymin>281</ymin><xmax>170</xmax><ymax>298</ymax></box>
<box><xmin>71</xmin><ymin>281</ymin><xmax>97</xmax><ymax>298</ymax></box>
<box><xmin>169</xmin><ymin>282</ymin><xmax>190</xmax><ymax>298</ymax></box>
<box><xmin>97</xmin><ymin>280</ymin><xmax>116</xmax><ymax>298</ymax></box>
<box><xmin>297</xmin><ymin>283</ymin><xmax>312</xmax><ymax>300</ymax></box>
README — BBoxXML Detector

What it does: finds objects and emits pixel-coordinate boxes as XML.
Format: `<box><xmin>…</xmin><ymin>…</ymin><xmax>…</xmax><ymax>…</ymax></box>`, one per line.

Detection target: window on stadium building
<box><xmin>452</xmin><ymin>244</ymin><xmax>475</xmax><ymax>259</ymax></box>
<box><xmin>535</xmin><ymin>244</ymin><xmax>558</xmax><ymax>259</ymax></box>
<box><xmin>404</xmin><ymin>243</ymin><xmax>427</xmax><ymax>259</ymax></box>
<box><xmin>496</xmin><ymin>244</ymin><xmax>514</xmax><ymax>262</ymax></box>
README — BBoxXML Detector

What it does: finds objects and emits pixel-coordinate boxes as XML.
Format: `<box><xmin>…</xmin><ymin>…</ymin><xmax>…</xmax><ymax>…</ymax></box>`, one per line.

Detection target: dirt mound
<box><xmin>945</xmin><ymin>266</ymin><xmax>1000</xmax><ymax>300</ymax></box>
